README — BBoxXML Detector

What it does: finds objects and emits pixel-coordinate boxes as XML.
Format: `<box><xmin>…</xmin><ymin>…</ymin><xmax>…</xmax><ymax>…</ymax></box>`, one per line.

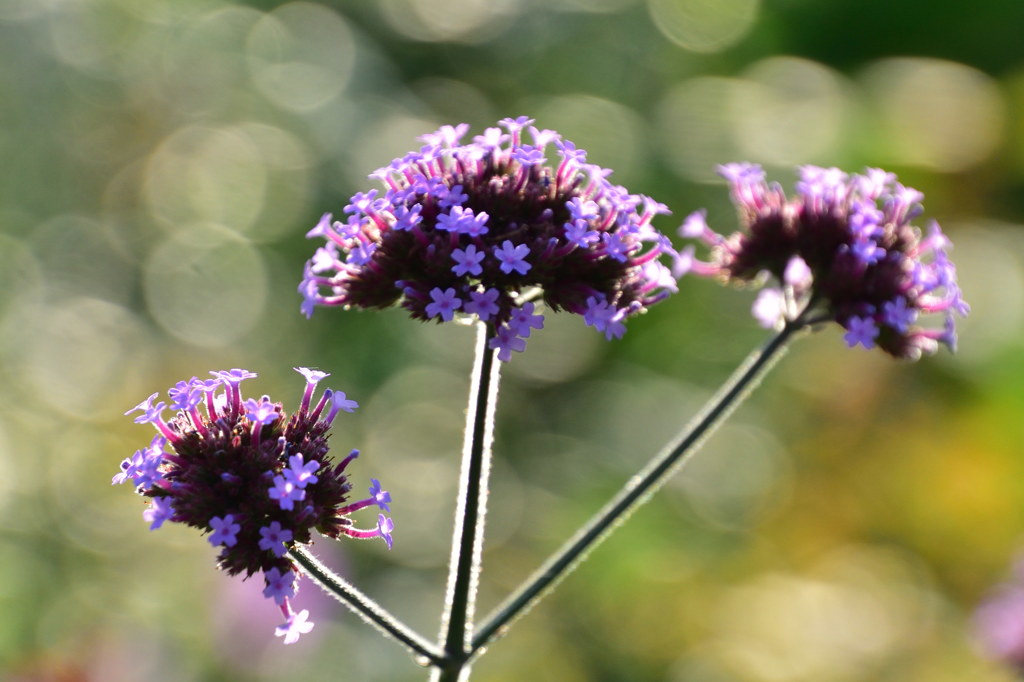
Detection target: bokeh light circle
<box><xmin>246</xmin><ymin>2</ymin><xmax>356</xmax><ymax>112</ymax></box>
<box><xmin>531</xmin><ymin>94</ymin><xmax>647</xmax><ymax>183</ymax></box>
<box><xmin>860</xmin><ymin>57</ymin><xmax>1004</xmax><ymax>171</ymax></box>
<box><xmin>655</xmin><ymin>76</ymin><xmax>745</xmax><ymax>183</ymax></box>
<box><xmin>14</xmin><ymin>297</ymin><xmax>154</xmax><ymax>420</ymax></box>
<box><xmin>554</xmin><ymin>0</ymin><xmax>639</xmax><ymax>12</ymax></box>
<box><xmin>412</xmin><ymin>77</ymin><xmax>498</xmax><ymax>128</ymax></box>
<box><xmin>0</xmin><ymin>0</ymin><xmax>43</xmax><ymax>22</ymax></box>
<box><xmin>143</xmin><ymin>224</ymin><xmax>268</xmax><ymax>347</ymax></box>
<box><xmin>941</xmin><ymin>223</ymin><xmax>1024</xmax><ymax>364</ymax></box>
<box><xmin>647</xmin><ymin>0</ymin><xmax>759</xmax><ymax>54</ymax></box>
<box><xmin>674</xmin><ymin>424</ymin><xmax>790</xmax><ymax>530</ymax></box>
<box><xmin>711</xmin><ymin>546</ymin><xmax>932</xmax><ymax>681</ymax></box>
<box><xmin>30</xmin><ymin>215</ymin><xmax>134</xmax><ymax>306</ymax></box>
<box><xmin>0</xmin><ymin>231</ymin><xmax>43</xmax><ymax>321</ymax></box>
<box><xmin>378</xmin><ymin>0</ymin><xmax>521</xmax><ymax>44</ymax></box>
<box><xmin>233</xmin><ymin>122</ymin><xmax>315</xmax><ymax>242</ymax></box>
<box><xmin>158</xmin><ymin>6</ymin><xmax>266</xmax><ymax>117</ymax></box>
<box><xmin>0</xmin><ymin>419</ymin><xmax>14</xmax><ymax>516</ymax></box>
<box><xmin>364</xmin><ymin>366</ymin><xmax>467</xmax><ymax>567</ymax></box>
<box><xmin>345</xmin><ymin>113</ymin><xmax>443</xmax><ymax>189</ymax></box>
<box><xmin>144</xmin><ymin>126</ymin><xmax>267</xmax><ymax>232</ymax></box>
<box><xmin>731</xmin><ymin>57</ymin><xmax>848</xmax><ymax>166</ymax></box>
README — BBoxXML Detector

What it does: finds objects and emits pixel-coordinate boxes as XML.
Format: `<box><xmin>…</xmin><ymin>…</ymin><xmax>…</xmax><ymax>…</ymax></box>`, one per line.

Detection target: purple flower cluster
<box><xmin>299</xmin><ymin>117</ymin><xmax>680</xmax><ymax>361</ymax></box>
<box><xmin>678</xmin><ymin>164</ymin><xmax>969</xmax><ymax>359</ymax></box>
<box><xmin>114</xmin><ymin>367</ymin><xmax>393</xmax><ymax>644</ymax></box>
<box><xmin>973</xmin><ymin>557</ymin><xmax>1024</xmax><ymax>672</ymax></box>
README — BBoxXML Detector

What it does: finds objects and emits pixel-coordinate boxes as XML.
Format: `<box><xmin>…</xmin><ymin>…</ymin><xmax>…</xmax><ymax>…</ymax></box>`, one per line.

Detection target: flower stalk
<box><xmin>289</xmin><ymin>546</ymin><xmax>444</xmax><ymax>665</ymax></box>
<box><xmin>433</xmin><ymin>322</ymin><xmax>502</xmax><ymax>681</ymax></box>
<box><xmin>472</xmin><ymin>316</ymin><xmax>804</xmax><ymax>653</ymax></box>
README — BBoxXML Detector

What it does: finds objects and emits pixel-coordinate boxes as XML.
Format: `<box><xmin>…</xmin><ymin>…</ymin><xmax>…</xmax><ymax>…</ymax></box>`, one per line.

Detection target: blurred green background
<box><xmin>1</xmin><ymin>0</ymin><xmax>1023</xmax><ymax>680</ymax></box>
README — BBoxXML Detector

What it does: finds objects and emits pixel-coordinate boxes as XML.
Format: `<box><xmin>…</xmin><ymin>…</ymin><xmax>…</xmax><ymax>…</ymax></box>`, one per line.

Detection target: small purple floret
<box><xmin>425</xmin><ymin>287</ymin><xmax>463</xmax><ymax>322</ymax></box>
<box><xmin>463</xmin><ymin>288</ymin><xmax>500</xmax><ymax>321</ymax></box>
<box><xmin>377</xmin><ymin>514</ymin><xmax>394</xmax><ymax>551</ymax></box>
<box><xmin>269</xmin><ymin>474</ymin><xmax>304</xmax><ymax>511</ymax></box>
<box><xmin>263</xmin><ymin>567</ymin><xmax>296</xmax><ymax>605</ymax></box>
<box><xmin>284</xmin><ymin>453</ymin><xmax>320</xmax><ymax>489</ymax></box>
<box><xmin>209</xmin><ymin>514</ymin><xmax>241</xmax><ymax>547</ymax></box>
<box><xmin>143</xmin><ymin>497</ymin><xmax>174</xmax><ymax>531</ymax></box>
<box><xmin>843</xmin><ymin>315</ymin><xmax>879</xmax><ymax>349</ymax></box>
<box><xmin>488</xmin><ymin>324</ymin><xmax>527</xmax><ymax>362</ymax></box>
<box><xmin>244</xmin><ymin>398</ymin><xmax>280</xmax><ymax>426</ymax></box>
<box><xmin>259</xmin><ymin>522</ymin><xmax>294</xmax><ymax>558</ymax></box>
<box><xmin>275</xmin><ymin>608</ymin><xmax>314</xmax><ymax>645</ymax></box>
<box><xmin>508</xmin><ymin>302</ymin><xmax>544</xmax><ymax>338</ymax></box>
<box><xmin>369</xmin><ymin>478</ymin><xmax>391</xmax><ymax>512</ymax></box>
<box><xmin>451</xmin><ymin>245</ymin><xmax>485</xmax><ymax>277</ymax></box>
<box><xmin>493</xmin><ymin>241</ymin><xmax>532</xmax><ymax>275</ymax></box>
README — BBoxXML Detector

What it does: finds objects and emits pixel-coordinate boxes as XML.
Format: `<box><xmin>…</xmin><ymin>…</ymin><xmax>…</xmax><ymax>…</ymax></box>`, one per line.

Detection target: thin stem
<box><xmin>472</xmin><ymin>321</ymin><xmax>801</xmax><ymax>652</ymax></box>
<box><xmin>289</xmin><ymin>546</ymin><xmax>444</xmax><ymax>665</ymax></box>
<box><xmin>432</xmin><ymin>322</ymin><xmax>501</xmax><ymax>681</ymax></box>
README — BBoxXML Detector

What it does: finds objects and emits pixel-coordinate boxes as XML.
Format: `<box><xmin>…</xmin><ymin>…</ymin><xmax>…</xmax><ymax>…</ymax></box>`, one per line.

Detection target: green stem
<box><xmin>471</xmin><ymin>321</ymin><xmax>801</xmax><ymax>653</ymax></box>
<box><xmin>433</xmin><ymin>322</ymin><xmax>501</xmax><ymax>681</ymax></box>
<box><xmin>289</xmin><ymin>546</ymin><xmax>444</xmax><ymax>665</ymax></box>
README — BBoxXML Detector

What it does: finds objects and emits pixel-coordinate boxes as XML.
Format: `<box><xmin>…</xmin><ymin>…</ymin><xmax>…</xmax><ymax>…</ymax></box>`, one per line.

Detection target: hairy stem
<box><xmin>472</xmin><ymin>322</ymin><xmax>801</xmax><ymax>652</ymax></box>
<box><xmin>289</xmin><ymin>546</ymin><xmax>443</xmax><ymax>665</ymax></box>
<box><xmin>432</xmin><ymin>322</ymin><xmax>501</xmax><ymax>681</ymax></box>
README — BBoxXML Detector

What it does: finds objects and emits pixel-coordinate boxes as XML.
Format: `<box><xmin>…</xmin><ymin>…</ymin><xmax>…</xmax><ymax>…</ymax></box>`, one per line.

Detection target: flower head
<box><xmin>115</xmin><ymin>367</ymin><xmax>394</xmax><ymax>641</ymax></box>
<box><xmin>680</xmin><ymin>164</ymin><xmax>968</xmax><ymax>359</ymax></box>
<box><xmin>299</xmin><ymin>119</ymin><xmax>681</xmax><ymax>360</ymax></box>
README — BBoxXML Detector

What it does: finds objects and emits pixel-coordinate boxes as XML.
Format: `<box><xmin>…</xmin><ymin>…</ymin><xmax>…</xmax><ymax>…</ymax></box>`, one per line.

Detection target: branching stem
<box><xmin>471</xmin><ymin>321</ymin><xmax>802</xmax><ymax>653</ymax></box>
<box><xmin>290</xmin><ymin>546</ymin><xmax>444</xmax><ymax>665</ymax></box>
